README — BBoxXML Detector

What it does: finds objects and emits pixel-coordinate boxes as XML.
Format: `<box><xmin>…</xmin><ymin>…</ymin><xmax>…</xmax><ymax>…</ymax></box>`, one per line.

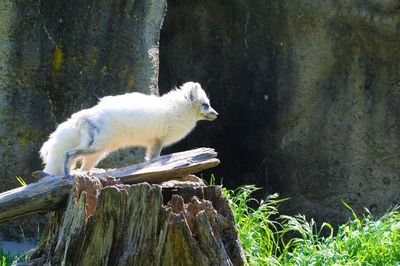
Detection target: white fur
<box><xmin>40</xmin><ymin>82</ymin><xmax>218</xmax><ymax>176</ymax></box>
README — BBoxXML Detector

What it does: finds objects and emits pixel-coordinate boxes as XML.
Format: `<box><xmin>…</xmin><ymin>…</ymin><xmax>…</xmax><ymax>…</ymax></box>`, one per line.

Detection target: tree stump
<box><xmin>24</xmin><ymin>174</ymin><xmax>245</xmax><ymax>265</ymax></box>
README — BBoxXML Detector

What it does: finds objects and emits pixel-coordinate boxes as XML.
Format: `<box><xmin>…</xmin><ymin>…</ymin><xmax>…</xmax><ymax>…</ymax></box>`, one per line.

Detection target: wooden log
<box><xmin>0</xmin><ymin>148</ymin><xmax>219</xmax><ymax>224</ymax></box>
<box><xmin>98</xmin><ymin>147</ymin><xmax>220</xmax><ymax>184</ymax></box>
<box><xmin>0</xmin><ymin>176</ymin><xmax>72</xmax><ymax>224</ymax></box>
<box><xmin>22</xmin><ymin>175</ymin><xmax>245</xmax><ymax>265</ymax></box>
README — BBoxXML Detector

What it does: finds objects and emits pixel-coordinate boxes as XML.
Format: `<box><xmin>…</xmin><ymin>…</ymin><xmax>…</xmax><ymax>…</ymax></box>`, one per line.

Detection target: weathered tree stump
<box><xmin>22</xmin><ymin>175</ymin><xmax>245</xmax><ymax>265</ymax></box>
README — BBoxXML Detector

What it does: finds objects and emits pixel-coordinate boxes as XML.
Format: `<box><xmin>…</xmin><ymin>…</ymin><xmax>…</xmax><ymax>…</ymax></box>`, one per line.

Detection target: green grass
<box><xmin>0</xmin><ymin>245</ymin><xmax>14</xmax><ymax>266</ymax></box>
<box><xmin>223</xmin><ymin>185</ymin><xmax>287</xmax><ymax>265</ymax></box>
<box><xmin>224</xmin><ymin>185</ymin><xmax>400</xmax><ymax>266</ymax></box>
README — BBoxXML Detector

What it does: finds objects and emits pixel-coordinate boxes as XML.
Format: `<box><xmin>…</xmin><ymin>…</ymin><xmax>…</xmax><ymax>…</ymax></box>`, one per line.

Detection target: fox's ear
<box><xmin>189</xmin><ymin>84</ymin><xmax>200</xmax><ymax>102</ymax></box>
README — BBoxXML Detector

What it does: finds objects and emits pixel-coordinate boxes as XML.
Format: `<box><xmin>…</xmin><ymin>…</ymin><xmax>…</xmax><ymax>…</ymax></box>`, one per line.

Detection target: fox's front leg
<box><xmin>145</xmin><ymin>139</ymin><xmax>163</xmax><ymax>161</ymax></box>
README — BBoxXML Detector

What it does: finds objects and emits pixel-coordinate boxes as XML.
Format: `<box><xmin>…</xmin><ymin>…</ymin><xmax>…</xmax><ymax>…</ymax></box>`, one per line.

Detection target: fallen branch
<box><xmin>0</xmin><ymin>176</ymin><xmax>72</xmax><ymax>224</ymax></box>
<box><xmin>0</xmin><ymin>148</ymin><xmax>219</xmax><ymax>224</ymax></box>
<box><xmin>99</xmin><ymin>147</ymin><xmax>219</xmax><ymax>184</ymax></box>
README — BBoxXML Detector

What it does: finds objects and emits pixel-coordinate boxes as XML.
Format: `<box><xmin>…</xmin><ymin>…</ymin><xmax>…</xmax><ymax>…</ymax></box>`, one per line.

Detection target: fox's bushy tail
<box><xmin>40</xmin><ymin>111</ymin><xmax>87</xmax><ymax>175</ymax></box>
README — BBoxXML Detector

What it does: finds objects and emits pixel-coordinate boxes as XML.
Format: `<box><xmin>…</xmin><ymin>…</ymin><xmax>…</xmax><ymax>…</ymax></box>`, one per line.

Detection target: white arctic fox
<box><xmin>39</xmin><ymin>82</ymin><xmax>218</xmax><ymax>177</ymax></box>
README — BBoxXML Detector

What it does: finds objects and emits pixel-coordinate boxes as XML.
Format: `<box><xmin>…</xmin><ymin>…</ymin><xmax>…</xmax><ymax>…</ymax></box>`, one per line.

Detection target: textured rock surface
<box><xmin>0</xmin><ymin>0</ymin><xmax>166</xmax><ymax>190</ymax></box>
<box><xmin>2</xmin><ymin>0</ymin><xmax>400</xmax><ymax>226</ymax></box>
<box><xmin>159</xmin><ymin>0</ymin><xmax>400</xmax><ymax>224</ymax></box>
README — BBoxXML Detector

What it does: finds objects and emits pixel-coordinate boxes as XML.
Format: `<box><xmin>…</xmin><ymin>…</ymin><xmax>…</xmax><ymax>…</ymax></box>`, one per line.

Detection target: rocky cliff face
<box><xmin>1</xmin><ymin>0</ymin><xmax>399</xmax><ymax>225</ymax></box>
<box><xmin>0</xmin><ymin>0</ymin><xmax>166</xmax><ymax>190</ymax></box>
<box><xmin>159</xmin><ymin>0</ymin><xmax>400</xmax><ymax>224</ymax></box>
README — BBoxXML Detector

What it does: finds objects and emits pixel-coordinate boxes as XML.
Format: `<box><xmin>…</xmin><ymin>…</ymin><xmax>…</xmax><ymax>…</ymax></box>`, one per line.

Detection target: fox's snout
<box><xmin>205</xmin><ymin>106</ymin><xmax>218</xmax><ymax>121</ymax></box>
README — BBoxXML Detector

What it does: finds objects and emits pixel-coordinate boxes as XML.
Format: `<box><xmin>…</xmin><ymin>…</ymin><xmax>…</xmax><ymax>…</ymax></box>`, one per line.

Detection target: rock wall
<box><xmin>0</xmin><ymin>0</ymin><xmax>166</xmax><ymax>190</ymax></box>
<box><xmin>1</xmin><ymin>0</ymin><xmax>399</xmax><ymax>225</ymax></box>
<box><xmin>159</xmin><ymin>0</ymin><xmax>400</xmax><ymax>224</ymax></box>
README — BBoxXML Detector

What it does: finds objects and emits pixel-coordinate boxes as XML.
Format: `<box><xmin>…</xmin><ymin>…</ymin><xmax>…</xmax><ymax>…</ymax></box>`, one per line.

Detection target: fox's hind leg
<box><xmin>64</xmin><ymin>119</ymin><xmax>105</xmax><ymax>179</ymax></box>
<box><xmin>64</xmin><ymin>147</ymin><xmax>101</xmax><ymax>179</ymax></box>
<box><xmin>80</xmin><ymin>153</ymin><xmax>106</xmax><ymax>172</ymax></box>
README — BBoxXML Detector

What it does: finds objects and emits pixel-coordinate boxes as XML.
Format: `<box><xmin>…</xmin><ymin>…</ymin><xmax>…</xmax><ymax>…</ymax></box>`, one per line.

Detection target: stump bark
<box><xmin>23</xmin><ymin>175</ymin><xmax>245</xmax><ymax>265</ymax></box>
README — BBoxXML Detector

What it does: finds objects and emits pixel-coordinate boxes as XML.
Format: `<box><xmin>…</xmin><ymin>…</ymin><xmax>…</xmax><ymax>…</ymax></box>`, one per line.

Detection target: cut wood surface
<box><xmin>0</xmin><ymin>148</ymin><xmax>219</xmax><ymax>224</ymax></box>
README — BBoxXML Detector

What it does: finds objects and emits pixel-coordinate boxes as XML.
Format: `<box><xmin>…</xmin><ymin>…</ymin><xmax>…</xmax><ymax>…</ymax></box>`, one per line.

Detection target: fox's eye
<box><xmin>202</xmin><ymin>103</ymin><xmax>209</xmax><ymax>109</ymax></box>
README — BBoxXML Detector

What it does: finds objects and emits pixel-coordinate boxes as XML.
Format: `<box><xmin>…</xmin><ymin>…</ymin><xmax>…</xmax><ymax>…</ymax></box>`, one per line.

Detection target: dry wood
<box><xmin>0</xmin><ymin>176</ymin><xmax>72</xmax><ymax>224</ymax></box>
<box><xmin>98</xmin><ymin>147</ymin><xmax>220</xmax><ymax>184</ymax></box>
<box><xmin>22</xmin><ymin>175</ymin><xmax>245</xmax><ymax>266</ymax></box>
<box><xmin>0</xmin><ymin>148</ymin><xmax>219</xmax><ymax>224</ymax></box>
